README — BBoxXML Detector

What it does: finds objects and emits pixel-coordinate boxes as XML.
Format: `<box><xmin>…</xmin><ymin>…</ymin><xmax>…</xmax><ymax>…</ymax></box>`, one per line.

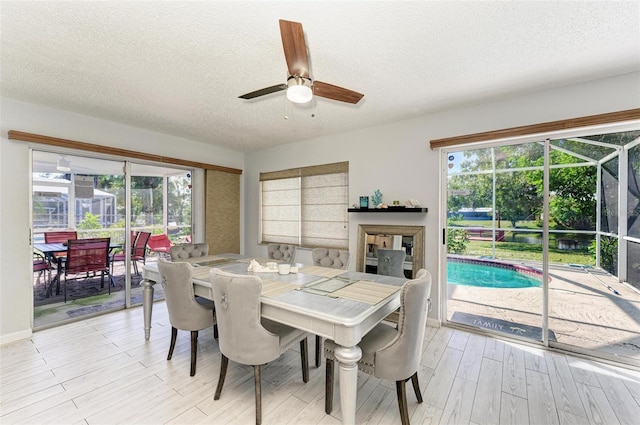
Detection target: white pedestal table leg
<box><xmin>140</xmin><ymin>278</ymin><xmax>154</xmax><ymax>340</ymax></box>
<box><xmin>334</xmin><ymin>344</ymin><xmax>362</xmax><ymax>425</ymax></box>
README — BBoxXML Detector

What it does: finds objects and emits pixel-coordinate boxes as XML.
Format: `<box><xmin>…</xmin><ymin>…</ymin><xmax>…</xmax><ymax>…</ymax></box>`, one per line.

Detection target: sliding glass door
<box><xmin>31</xmin><ymin>151</ymin><xmax>194</xmax><ymax>328</ymax></box>
<box><xmin>442</xmin><ymin>128</ymin><xmax>640</xmax><ymax>366</ymax></box>
<box><xmin>445</xmin><ymin>141</ymin><xmax>546</xmax><ymax>343</ymax></box>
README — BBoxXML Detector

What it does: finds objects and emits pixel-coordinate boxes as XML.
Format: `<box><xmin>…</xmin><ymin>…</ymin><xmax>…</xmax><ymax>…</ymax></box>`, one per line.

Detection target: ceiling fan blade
<box><xmin>279</xmin><ymin>20</ymin><xmax>310</xmax><ymax>78</ymax></box>
<box><xmin>313</xmin><ymin>81</ymin><xmax>364</xmax><ymax>104</ymax></box>
<box><xmin>238</xmin><ymin>84</ymin><xmax>287</xmax><ymax>99</ymax></box>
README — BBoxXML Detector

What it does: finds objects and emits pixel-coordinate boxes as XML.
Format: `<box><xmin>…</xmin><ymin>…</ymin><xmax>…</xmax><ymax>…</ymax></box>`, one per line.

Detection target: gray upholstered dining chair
<box><xmin>157</xmin><ymin>259</ymin><xmax>217</xmax><ymax>377</ymax></box>
<box><xmin>311</xmin><ymin>247</ymin><xmax>350</xmax><ymax>366</ymax></box>
<box><xmin>311</xmin><ymin>247</ymin><xmax>350</xmax><ymax>270</ymax></box>
<box><xmin>324</xmin><ymin>268</ymin><xmax>432</xmax><ymax>425</ymax></box>
<box><xmin>377</xmin><ymin>248</ymin><xmax>407</xmax><ymax>278</ymax></box>
<box><xmin>209</xmin><ymin>268</ymin><xmax>310</xmax><ymax>425</ymax></box>
<box><xmin>169</xmin><ymin>242</ymin><xmax>209</xmax><ymax>261</ymax></box>
<box><xmin>267</xmin><ymin>243</ymin><xmax>296</xmax><ymax>262</ymax></box>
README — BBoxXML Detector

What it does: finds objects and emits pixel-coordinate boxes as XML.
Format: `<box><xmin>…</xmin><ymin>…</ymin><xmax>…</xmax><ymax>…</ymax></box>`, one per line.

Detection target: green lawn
<box><xmin>462</xmin><ymin>240</ymin><xmax>594</xmax><ymax>265</ymax></box>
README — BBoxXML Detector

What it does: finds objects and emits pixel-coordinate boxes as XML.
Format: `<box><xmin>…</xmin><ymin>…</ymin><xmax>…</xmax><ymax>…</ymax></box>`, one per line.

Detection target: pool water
<box><xmin>448</xmin><ymin>261</ymin><xmax>541</xmax><ymax>288</ymax></box>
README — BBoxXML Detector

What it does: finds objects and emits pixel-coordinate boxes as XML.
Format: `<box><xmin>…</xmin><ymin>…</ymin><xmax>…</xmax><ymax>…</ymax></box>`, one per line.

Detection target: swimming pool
<box><xmin>448</xmin><ymin>258</ymin><xmax>542</xmax><ymax>288</ymax></box>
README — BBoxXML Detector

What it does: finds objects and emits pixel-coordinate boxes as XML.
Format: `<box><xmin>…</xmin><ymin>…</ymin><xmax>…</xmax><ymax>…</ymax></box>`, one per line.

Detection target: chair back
<box><xmin>65</xmin><ymin>238</ymin><xmax>110</xmax><ymax>274</ymax></box>
<box><xmin>157</xmin><ymin>259</ymin><xmax>212</xmax><ymax>330</ymax></box>
<box><xmin>375</xmin><ymin>268</ymin><xmax>432</xmax><ymax>380</ymax></box>
<box><xmin>133</xmin><ymin>232</ymin><xmax>151</xmax><ymax>258</ymax></box>
<box><xmin>376</xmin><ymin>248</ymin><xmax>406</xmax><ymax>278</ymax></box>
<box><xmin>267</xmin><ymin>243</ymin><xmax>296</xmax><ymax>262</ymax></box>
<box><xmin>210</xmin><ymin>268</ymin><xmax>281</xmax><ymax>365</ymax></box>
<box><xmin>169</xmin><ymin>243</ymin><xmax>209</xmax><ymax>261</ymax></box>
<box><xmin>45</xmin><ymin>230</ymin><xmax>78</xmax><ymax>244</ymax></box>
<box><xmin>148</xmin><ymin>234</ymin><xmax>172</xmax><ymax>253</ymax></box>
<box><xmin>312</xmin><ymin>248</ymin><xmax>350</xmax><ymax>270</ymax></box>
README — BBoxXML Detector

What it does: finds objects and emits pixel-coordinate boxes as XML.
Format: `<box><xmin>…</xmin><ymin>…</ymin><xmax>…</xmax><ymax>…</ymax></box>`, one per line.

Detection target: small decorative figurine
<box><xmin>371</xmin><ymin>189</ymin><xmax>383</xmax><ymax>207</ymax></box>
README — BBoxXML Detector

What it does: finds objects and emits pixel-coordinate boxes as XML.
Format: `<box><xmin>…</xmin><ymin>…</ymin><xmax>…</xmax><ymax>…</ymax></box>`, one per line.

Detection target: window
<box><xmin>260</xmin><ymin>162</ymin><xmax>348</xmax><ymax>249</ymax></box>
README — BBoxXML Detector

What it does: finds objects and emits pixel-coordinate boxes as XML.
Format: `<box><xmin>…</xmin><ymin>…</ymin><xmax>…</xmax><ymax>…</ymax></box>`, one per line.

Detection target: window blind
<box><xmin>260</xmin><ymin>162</ymin><xmax>348</xmax><ymax>249</ymax></box>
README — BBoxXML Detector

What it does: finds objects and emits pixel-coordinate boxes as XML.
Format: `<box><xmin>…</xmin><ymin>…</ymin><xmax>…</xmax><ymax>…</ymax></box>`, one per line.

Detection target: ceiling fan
<box><xmin>239</xmin><ymin>20</ymin><xmax>364</xmax><ymax>105</ymax></box>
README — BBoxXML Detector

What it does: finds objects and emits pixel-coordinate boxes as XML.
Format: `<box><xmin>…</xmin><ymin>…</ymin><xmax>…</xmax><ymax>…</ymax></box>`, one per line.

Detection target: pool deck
<box><xmin>447</xmin><ymin>258</ymin><xmax>640</xmax><ymax>364</ymax></box>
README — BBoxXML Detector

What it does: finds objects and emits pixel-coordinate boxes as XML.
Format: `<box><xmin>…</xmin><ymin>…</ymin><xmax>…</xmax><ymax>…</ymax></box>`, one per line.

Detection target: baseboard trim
<box><xmin>0</xmin><ymin>328</ymin><xmax>33</xmax><ymax>346</ymax></box>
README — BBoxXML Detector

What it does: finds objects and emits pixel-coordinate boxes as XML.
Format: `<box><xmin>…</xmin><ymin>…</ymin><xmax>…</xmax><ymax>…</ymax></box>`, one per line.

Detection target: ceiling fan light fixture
<box><xmin>286</xmin><ymin>75</ymin><xmax>313</xmax><ymax>103</ymax></box>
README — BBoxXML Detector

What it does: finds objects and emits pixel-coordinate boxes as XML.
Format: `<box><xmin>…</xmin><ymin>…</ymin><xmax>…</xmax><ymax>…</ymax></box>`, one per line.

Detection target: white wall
<box><xmin>244</xmin><ymin>72</ymin><xmax>640</xmax><ymax>325</ymax></box>
<box><xmin>0</xmin><ymin>97</ymin><xmax>244</xmax><ymax>344</ymax></box>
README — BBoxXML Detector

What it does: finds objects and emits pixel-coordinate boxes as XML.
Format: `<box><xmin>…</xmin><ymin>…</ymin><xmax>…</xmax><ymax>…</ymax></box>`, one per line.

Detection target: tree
<box><xmin>496</xmin><ymin>170</ymin><xmax>542</xmax><ymax>228</ymax></box>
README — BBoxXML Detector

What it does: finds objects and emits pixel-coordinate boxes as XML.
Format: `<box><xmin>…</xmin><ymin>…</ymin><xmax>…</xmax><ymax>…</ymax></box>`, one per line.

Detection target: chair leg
<box><xmin>300</xmin><ymin>338</ymin><xmax>309</xmax><ymax>383</ymax></box>
<box><xmin>411</xmin><ymin>372</ymin><xmax>423</xmax><ymax>403</ymax></box>
<box><xmin>212</xmin><ymin>309</ymin><xmax>218</xmax><ymax>339</ymax></box>
<box><xmin>254</xmin><ymin>365</ymin><xmax>262</xmax><ymax>425</ymax></box>
<box><xmin>315</xmin><ymin>335</ymin><xmax>322</xmax><ymax>367</ymax></box>
<box><xmin>190</xmin><ymin>330</ymin><xmax>198</xmax><ymax>376</ymax></box>
<box><xmin>167</xmin><ymin>327</ymin><xmax>178</xmax><ymax>360</ymax></box>
<box><xmin>214</xmin><ymin>354</ymin><xmax>228</xmax><ymax>400</ymax></box>
<box><xmin>325</xmin><ymin>358</ymin><xmax>334</xmax><ymax>414</ymax></box>
<box><xmin>396</xmin><ymin>380</ymin><xmax>410</xmax><ymax>425</ymax></box>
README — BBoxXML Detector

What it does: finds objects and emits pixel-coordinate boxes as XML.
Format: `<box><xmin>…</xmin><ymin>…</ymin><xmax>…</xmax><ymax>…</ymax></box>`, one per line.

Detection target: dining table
<box><xmin>140</xmin><ymin>253</ymin><xmax>407</xmax><ymax>425</ymax></box>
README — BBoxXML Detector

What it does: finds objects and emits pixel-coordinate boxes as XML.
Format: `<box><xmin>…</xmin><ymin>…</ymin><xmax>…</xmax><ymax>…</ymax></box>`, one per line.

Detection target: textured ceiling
<box><xmin>1</xmin><ymin>1</ymin><xmax>639</xmax><ymax>152</ymax></box>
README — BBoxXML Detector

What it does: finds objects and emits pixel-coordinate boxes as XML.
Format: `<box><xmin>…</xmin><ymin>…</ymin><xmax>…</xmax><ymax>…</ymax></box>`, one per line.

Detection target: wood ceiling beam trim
<box><xmin>429</xmin><ymin>108</ymin><xmax>640</xmax><ymax>150</ymax></box>
<box><xmin>8</xmin><ymin>130</ymin><xmax>243</xmax><ymax>174</ymax></box>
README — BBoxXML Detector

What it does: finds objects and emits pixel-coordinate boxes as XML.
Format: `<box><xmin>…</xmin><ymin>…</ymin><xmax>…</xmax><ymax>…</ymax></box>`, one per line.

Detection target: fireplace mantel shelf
<box><xmin>348</xmin><ymin>207</ymin><xmax>427</xmax><ymax>213</ymax></box>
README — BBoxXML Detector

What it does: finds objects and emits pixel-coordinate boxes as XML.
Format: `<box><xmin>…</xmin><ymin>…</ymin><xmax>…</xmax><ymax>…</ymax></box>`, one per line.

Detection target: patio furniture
<box><xmin>63</xmin><ymin>238</ymin><xmax>112</xmax><ymax>303</ymax></box>
<box><xmin>44</xmin><ymin>230</ymin><xmax>78</xmax><ymax>260</ymax></box>
<box><xmin>147</xmin><ymin>234</ymin><xmax>172</xmax><ymax>257</ymax></box>
<box><xmin>267</xmin><ymin>243</ymin><xmax>296</xmax><ymax>262</ymax></box>
<box><xmin>33</xmin><ymin>252</ymin><xmax>51</xmax><ymax>289</ymax></box>
<box><xmin>44</xmin><ymin>230</ymin><xmax>78</xmax><ymax>244</ymax></box>
<box><xmin>210</xmin><ymin>268</ymin><xmax>310</xmax><ymax>425</ymax></box>
<box><xmin>466</xmin><ymin>228</ymin><xmax>505</xmax><ymax>242</ymax></box>
<box><xmin>169</xmin><ymin>243</ymin><xmax>209</xmax><ymax>261</ymax></box>
<box><xmin>377</xmin><ymin>248</ymin><xmax>407</xmax><ymax>278</ymax></box>
<box><xmin>324</xmin><ymin>268</ymin><xmax>432</xmax><ymax>425</ymax></box>
<box><xmin>157</xmin><ymin>259</ymin><xmax>217</xmax><ymax>377</ymax></box>
<box><xmin>111</xmin><ymin>231</ymin><xmax>151</xmax><ymax>276</ymax></box>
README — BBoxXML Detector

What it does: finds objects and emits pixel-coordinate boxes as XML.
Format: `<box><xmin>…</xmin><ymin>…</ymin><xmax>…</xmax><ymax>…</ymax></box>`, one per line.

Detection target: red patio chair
<box><xmin>63</xmin><ymin>238</ymin><xmax>112</xmax><ymax>303</ymax></box>
<box><xmin>44</xmin><ymin>230</ymin><xmax>78</xmax><ymax>244</ymax></box>
<box><xmin>44</xmin><ymin>230</ymin><xmax>78</xmax><ymax>261</ymax></box>
<box><xmin>147</xmin><ymin>234</ymin><xmax>172</xmax><ymax>257</ymax></box>
<box><xmin>33</xmin><ymin>252</ymin><xmax>51</xmax><ymax>289</ymax></box>
<box><xmin>111</xmin><ymin>231</ymin><xmax>151</xmax><ymax>275</ymax></box>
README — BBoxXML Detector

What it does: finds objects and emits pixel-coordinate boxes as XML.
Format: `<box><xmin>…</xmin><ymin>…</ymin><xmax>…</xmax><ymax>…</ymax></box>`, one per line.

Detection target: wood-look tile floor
<box><xmin>1</xmin><ymin>302</ymin><xmax>639</xmax><ymax>425</ymax></box>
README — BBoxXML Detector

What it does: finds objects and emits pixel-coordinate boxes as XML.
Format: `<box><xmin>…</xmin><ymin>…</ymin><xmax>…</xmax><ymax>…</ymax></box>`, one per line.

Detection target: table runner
<box><xmin>191</xmin><ymin>266</ymin><xmax>214</xmax><ymax>280</ymax></box>
<box><xmin>259</xmin><ymin>278</ymin><xmax>299</xmax><ymax>298</ymax></box>
<box><xmin>191</xmin><ymin>266</ymin><xmax>297</xmax><ymax>298</ymax></box>
<box><xmin>329</xmin><ymin>280</ymin><xmax>399</xmax><ymax>305</ymax></box>
<box><xmin>236</xmin><ymin>257</ymin><xmax>272</xmax><ymax>264</ymax></box>
<box><xmin>298</xmin><ymin>265</ymin><xmax>346</xmax><ymax>278</ymax></box>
